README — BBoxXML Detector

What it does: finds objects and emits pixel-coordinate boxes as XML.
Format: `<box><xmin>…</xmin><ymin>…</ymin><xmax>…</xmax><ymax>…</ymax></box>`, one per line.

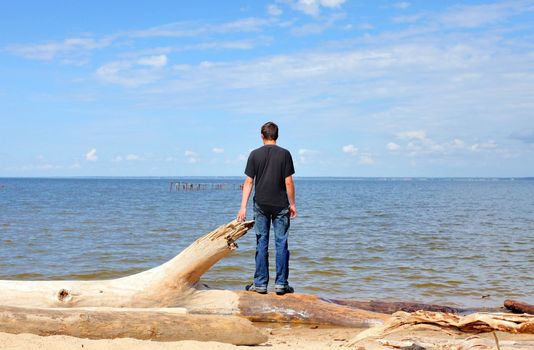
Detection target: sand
<box><xmin>0</xmin><ymin>325</ymin><xmax>356</xmax><ymax>350</ymax></box>
<box><xmin>3</xmin><ymin>325</ymin><xmax>534</xmax><ymax>350</ymax></box>
<box><xmin>2</xmin><ymin>322</ymin><xmax>534</xmax><ymax>350</ymax></box>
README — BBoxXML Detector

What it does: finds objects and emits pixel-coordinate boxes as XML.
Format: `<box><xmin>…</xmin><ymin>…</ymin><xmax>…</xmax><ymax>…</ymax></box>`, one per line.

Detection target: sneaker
<box><xmin>245</xmin><ymin>283</ymin><xmax>267</xmax><ymax>294</ymax></box>
<box><xmin>274</xmin><ymin>285</ymin><xmax>294</xmax><ymax>295</ymax></box>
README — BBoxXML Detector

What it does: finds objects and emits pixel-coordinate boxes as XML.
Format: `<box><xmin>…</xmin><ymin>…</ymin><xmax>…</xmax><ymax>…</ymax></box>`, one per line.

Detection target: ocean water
<box><xmin>1</xmin><ymin>177</ymin><xmax>533</xmax><ymax>309</ymax></box>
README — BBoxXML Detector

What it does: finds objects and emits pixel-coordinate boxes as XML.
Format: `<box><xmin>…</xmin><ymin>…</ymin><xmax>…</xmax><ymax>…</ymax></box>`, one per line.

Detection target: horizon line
<box><xmin>1</xmin><ymin>176</ymin><xmax>533</xmax><ymax>180</ymax></box>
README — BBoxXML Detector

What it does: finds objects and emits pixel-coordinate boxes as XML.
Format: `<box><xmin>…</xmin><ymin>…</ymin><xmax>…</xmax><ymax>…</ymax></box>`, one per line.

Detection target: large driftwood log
<box><xmin>236</xmin><ymin>292</ymin><xmax>387</xmax><ymax>327</ymax></box>
<box><xmin>347</xmin><ymin>310</ymin><xmax>534</xmax><ymax>347</ymax></box>
<box><xmin>0</xmin><ymin>305</ymin><xmax>267</xmax><ymax>345</ymax></box>
<box><xmin>328</xmin><ymin>298</ymin><xmax>467</xmax><ymax>314</ymax></box>
<box><xmin>0</xmin><ymin>219</ymin><xmax>387</xmax><ymax>329</ymax></box>
<box><xmin>505</xmin><ymin>299</ymin><xmax>534</xmax><ymax>315</ymax></box>
<box><xmin>374</xmin><ymin>336</ymin><xmax>534</xmax><ymax>350</ymax></box>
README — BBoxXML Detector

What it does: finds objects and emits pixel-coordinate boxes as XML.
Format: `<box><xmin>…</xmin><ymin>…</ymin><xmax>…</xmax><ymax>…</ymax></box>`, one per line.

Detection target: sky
<box><xmin>0</xmin><ymin>0</ymin><xmax>533</xmax><ymax>177</ymax></box>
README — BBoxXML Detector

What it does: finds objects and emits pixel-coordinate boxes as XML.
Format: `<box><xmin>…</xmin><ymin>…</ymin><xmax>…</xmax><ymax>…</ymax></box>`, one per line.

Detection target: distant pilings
<box><xmin>169</xmin><ymin>182</ymin><xmax>243</xmax><ymax>192</ymax></box>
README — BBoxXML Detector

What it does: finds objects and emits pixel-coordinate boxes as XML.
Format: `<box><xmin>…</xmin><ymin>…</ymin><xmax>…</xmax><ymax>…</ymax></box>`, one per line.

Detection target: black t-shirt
<box><xmin>245</xmin><ymin>144</ymin><xmax>295</xmax><ymax>207</ymax></box>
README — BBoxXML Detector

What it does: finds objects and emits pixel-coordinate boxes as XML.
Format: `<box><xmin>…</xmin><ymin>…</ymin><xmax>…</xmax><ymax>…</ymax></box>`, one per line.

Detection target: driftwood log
<box><xmin>0</xmin><ymin>219</ymin><xmax>387</xmax><ymax>342</ymax></box>
<box><xmin>0</xmin><ymin>305</ymin><xmax>267</xmax><ymax>345</ymax></box>
<box><xmin>328</xmin><ymin>298</ymin><xmax>467</xmax><ymax>314</ymax></box>
<box><xmin>374</xmin><ymin>336</ymin><xmax>534</xmax><ymax>350</ymax></box>
<box><xmin>236</xmin><ymin>292</ymin><xmax>387</xmax><ymax>326</ymax></box>
<box><xmin>347</xmin><ymin>310</ymin><xmax>534</xmax><ymax>347</ymax></box>
<box><xmin>505</xmin><ymin>300</ymin><xmax>534</xmax><ymax>315</ymax></box>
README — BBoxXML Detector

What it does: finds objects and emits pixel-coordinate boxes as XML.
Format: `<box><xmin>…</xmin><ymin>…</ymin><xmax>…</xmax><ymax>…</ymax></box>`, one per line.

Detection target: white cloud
<box><xmin>470</xmin><ymin>141</ymin><xmax>497</xmax><ymax>152</ymax></box>
<box><xmin>6</xmin><ymin>37</ymin><xmax>111</xmax><ymax>62</ymax></box>
<box><xmin>395</xmin><ymin>131</ymin><xmax>501</xmax><ymax>157</ymax></box>
<box><xmin>267</xmin><ymin>4</ymin><xmax>283</xmax><ymax>16</ymax></box>
<box><xmin>149</xmin><ymin>39</ymin><xmax>503</xmax><ymax>112</ymax></box>
<box><xmin>85</xmin><ymin>148</ymin><xmax>98</xmax><ymax>162</ymax></box>
<box><xmin>401</xmin><ymin>132</ymin><xmax>449</xmax><ymax>156</ymax></box>
<box><xmin>5</xmin><ymin>2</ymin><xmax>533</xmax><ymax>175</ymax></box>
<box><xmin>440</xmin><ymin>2</ymin><xmax>532</xmax><ymax>28</ymax></box>
<box><xmin>137</xmin><ymin>55</ymin><xmax>168</xmax><ymax>67</ymax></box>
<box><xmin>386</xmin><ymin>142</ymin><xmax>401</xmax><ymax>152</ymax></box>
<box><xmin>340</xmin><ymin>146</ymin><xmax>373</xmax><ymax>164</ymax></box>
<box><xmin>212</xmin><ymin>147</ymin><xmax>225</xmax><ymax>154</ymax></box>
<box><xmin>183</xmin><ymin>39</ymin><xmax>260</xmax><ymax>51</ymax></box>
<box><xmin>6</xmin><ymin>17</ymin><xmax>274</xmax><ymax>64</ymax></box>
<box><xmin>397</xmin><ymin>130</ymin><xmax>427</xmax><ymax>141</ymax></box>
<box><xmin>113</xmin><ymin>153</ymin><xmax>144</xmax><ymax>162</ymax></box>
<box><xmin>129</xmin><ymin>18</ymin><xmax>272</xmax><ymax>39</ymax></box>
<box><xmin>298</xmin><ymin>148</ymin><xmax>314</xmax><ymax>155</ymax></box>
<box><xmin>450</xmin><ymin>138</ymin><xmax>465</xmax><ymax>149</ymax></box>
<box><xmin>125</xmin><ymin>154</ymin><xmax>140</xmax><ymax>161</ymax></box>
<box><xmin>320</xmin><ymin>0</ymin><xmax>345</xmax><ymax>6</ymax></box>
<box><xmin>298</xmin><ymin>148</ymin><xmax>318</xmax><ymax>163</ymax></box>
<box><xmin>291</xmin><ymin>0</ymin><xmax>346</xmax><ymax>16</ymax></box>
<box><xmin>342</xmin><ymin>144</ymin><xmax>358</xmax><ymax>155</ymax></box>
<box><xmin>393</xmin><ymin>2</ymin><xmax>410</xmax><ymax>10</ymax></box>
<box><xmin>291</xmin><ymin>12</ymin><xmax>346</xmax><ymax>36</ymax></box>
<box><xmin>38</xmin><ymin>164</ymin><xmax>62</xmax><ymax>170</ymax></box>
<box><xmin>392</xmin><ymin>14</ymin><xmax>423</xmax><ymax>24</ymax></box>
<box><xmin>96</xmin><ymin>55</ymin><xmax>168</xmax><ymax>87</ymax></box>
<box><xmin>185</xmin><ymin>150</ymin><xmax>199</xmax><ymax>163</ymax></box>
<box><xmin>359</xmin><ymin>153</ymin><xmax>375</xmax><ymax>165</ymax></box>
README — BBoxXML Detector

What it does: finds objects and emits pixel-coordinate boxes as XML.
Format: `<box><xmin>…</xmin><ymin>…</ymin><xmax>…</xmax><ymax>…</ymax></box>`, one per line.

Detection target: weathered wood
<box><xmin>376</xmin><ymin>337</ymin><xmax>498</xmax><ymax>350</ymax></box>
<box><xmin>505</xmin><ymin>299</ymin><xmax>534</xmax><ymax>315</ymax></box>
<box><xmin>0</xmin><ymin>305</ymin><xmax>267</xmax><ymax>345</ymax></box>
<box><xmin>328</xmin><ymin>298</ymin><xmax>467</xmax><ymax>314</ymax></box>
<box><xmin>348</xmin><ymin>310</ymin><xmax>534</xmax><ymax>347</ymax></box>
<box><xmin>236</xmin><ymin>292</ymin><xmax>388</xmax><ymax>327</ymax></box>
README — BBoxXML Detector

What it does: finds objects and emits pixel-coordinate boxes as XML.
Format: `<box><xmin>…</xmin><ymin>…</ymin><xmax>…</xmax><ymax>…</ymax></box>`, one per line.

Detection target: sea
<box><xmin>1</xmin><ymin>177</ymin><xmax>533</xmax><ymax>309</ymax></box>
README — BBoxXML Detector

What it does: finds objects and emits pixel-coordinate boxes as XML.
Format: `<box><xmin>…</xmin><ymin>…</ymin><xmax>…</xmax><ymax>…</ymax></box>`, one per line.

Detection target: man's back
<box><xmin>236</xmin><ymin>121</ymin><xmax>296</xmax><ymax>295</ymax></box>
<box><xmin>245</xmin><ymin>144</ymin><xmax>294</xmax><ymax>208</ymax></box>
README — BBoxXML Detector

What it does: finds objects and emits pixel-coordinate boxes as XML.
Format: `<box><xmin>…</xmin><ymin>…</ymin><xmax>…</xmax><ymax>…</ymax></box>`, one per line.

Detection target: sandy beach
<box><xmin>0</xmin><ymin>325</ymin><xmax>357</xmax><ymax>350</ymax></box>
<box><xmin>2</xmin><ymin>323</ymin><xmax>534</xmax><ymax>350</ymax></box>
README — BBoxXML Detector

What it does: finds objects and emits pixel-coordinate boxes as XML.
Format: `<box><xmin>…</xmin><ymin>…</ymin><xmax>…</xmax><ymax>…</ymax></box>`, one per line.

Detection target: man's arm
<box><xmin>237</xmin><ymin>176</ymin><xmax>254</xmax><ymax>222</ymax></box>
<box><xmin>285</xmin><ymin>175</ymin><xmax>297</xmax><ymax>219</ymax></box>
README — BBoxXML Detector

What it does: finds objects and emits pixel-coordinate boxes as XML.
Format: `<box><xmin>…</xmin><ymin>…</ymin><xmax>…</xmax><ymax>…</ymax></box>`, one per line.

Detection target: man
<box><xmin>237</xmin><ymin>122</ymin><xmax>297</xmax><ymax>295</ymax></box>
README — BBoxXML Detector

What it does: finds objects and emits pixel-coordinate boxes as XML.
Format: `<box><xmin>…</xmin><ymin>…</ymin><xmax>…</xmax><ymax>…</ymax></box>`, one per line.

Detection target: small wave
<box><xmin>308</xmin><ymin>269</ymin><xmax>346</xmax><ymax>276</ymax></box>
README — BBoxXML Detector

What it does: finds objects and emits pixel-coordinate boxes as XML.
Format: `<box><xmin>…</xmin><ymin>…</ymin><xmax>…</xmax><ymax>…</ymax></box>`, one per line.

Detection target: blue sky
<box><xmin>0</xmin><ymin>0</ymin><xmax>533</xmax><ymax>177</ymax></box>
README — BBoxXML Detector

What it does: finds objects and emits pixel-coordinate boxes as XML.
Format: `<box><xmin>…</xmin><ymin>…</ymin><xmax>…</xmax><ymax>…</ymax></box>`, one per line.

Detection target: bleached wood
<box><xmin>0</xmin><ymin>305</ymin><xmax>267</xmax><ymax>345</ymax></box>
<box><xmin>347</xmin><ymin>310</ymin><xmax>534</xmax><ymax>347</ymax></box>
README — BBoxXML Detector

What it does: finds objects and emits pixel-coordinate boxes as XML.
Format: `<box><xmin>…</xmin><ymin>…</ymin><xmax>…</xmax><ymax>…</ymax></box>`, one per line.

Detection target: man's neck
<box><xmin>263</xmin><ymin>140</ymin><xmax>276</xmax><ymax>145</ymax></box>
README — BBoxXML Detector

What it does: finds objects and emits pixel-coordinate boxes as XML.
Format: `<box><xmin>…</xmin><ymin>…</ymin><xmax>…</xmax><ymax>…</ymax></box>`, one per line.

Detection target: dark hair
<box><xmin>261</xmin><ymin>122</ymin><xmax>279</xmax><ymax>141</ymax></box>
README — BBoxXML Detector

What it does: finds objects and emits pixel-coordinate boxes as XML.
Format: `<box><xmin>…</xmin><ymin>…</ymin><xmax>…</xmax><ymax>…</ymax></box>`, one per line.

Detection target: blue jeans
<box><xmin>253</xmin><ymin>202</ymin><xmax>291</xmax><ymax>288</ymax></box>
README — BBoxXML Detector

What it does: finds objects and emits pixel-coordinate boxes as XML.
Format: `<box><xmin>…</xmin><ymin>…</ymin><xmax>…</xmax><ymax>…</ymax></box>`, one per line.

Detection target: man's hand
<box><xmin>237</xmin><ymin>207</ymin><xmax>247</xmax><ymax>222</ymax></box>
<box><xmin>237</xmin><ymin>176</ymin><xmax>254</xmax><ymax>222</ymax></box>
<box><xmin>285</xmin><ymin>176</ymin><xmax>297</xmax><ymax>219</ymax></box>
<box><xmin>289</xmin><ymin>204</ymin><xmax>297</xmax><ymax>219</ymax></box>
